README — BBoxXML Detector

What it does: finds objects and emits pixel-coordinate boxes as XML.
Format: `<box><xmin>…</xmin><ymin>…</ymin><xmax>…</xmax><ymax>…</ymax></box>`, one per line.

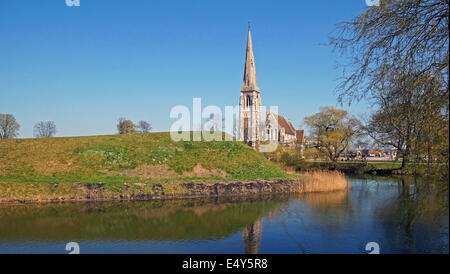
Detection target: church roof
<box><xmin>268</xmin><ymin>112</ymin><xmax>296</xmax><ymax>135</ymax></box>
<box><xmin>241</xmin><ymin>26</ymin><xmax>259</xmax><ymax>92</ymax></box>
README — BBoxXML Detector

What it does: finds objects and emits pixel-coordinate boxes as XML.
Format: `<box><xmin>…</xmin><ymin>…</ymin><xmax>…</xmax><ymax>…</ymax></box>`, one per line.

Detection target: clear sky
<box><xmin>0</xmin><ymin>0</ymin><xmax>372</xmax><ymax>138</ymax></box>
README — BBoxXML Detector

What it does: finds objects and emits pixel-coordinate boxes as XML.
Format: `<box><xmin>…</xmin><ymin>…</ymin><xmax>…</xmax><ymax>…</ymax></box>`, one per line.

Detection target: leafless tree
<box><xmin>0</xmin><ymin>114</ymin><xmax>20</xmax><ymax>139</ymax></box>
<box><xmin>330</xmin><ymin>0</ymin><xmax>449</xmax><ymax>104</ymax></box>
<box><xmin>34</xmin><ymin>121</ymin><xmax>57</xmax><ymax>138</ymax></box>
<box><xmin>138</xmin><ymin>120</ymin><xmax>152</xmax><ymax>133</ymax></box>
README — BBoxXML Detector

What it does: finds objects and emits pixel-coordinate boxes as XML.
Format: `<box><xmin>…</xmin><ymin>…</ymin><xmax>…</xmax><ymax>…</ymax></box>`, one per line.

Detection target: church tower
<box><xmin>239</xmin><ymin>25</ymin><xmax>261</xmax><ymax>148</ymax></box>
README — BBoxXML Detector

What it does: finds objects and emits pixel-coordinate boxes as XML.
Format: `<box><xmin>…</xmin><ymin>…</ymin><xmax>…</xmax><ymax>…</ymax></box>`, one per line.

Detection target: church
<box><xmin>238</xmin><ymin>26</ymin><xmax>301</xmax><ymax>148</ymax></box>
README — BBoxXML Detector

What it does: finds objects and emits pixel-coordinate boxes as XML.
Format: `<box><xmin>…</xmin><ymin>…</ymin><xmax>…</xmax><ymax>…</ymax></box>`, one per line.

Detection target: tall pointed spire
<box><xmin>241</xmin><ymin>24</ymin><xmax>259</xmax><ymax>92</ymax></box>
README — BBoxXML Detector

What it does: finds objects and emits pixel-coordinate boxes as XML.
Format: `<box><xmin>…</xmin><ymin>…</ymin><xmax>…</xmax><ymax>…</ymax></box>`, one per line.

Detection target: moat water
<box><xmin>0</xmin><ymin>177</ymin><xmax>448</xmax><ymax>254</ymax></box>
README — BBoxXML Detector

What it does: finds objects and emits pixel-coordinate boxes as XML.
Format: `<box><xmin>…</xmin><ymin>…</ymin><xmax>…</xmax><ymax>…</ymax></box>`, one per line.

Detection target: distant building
<box><xmin>356</xmin><ymin>145</ymin><xmax>399</xmax><ymax>160</ymax></box>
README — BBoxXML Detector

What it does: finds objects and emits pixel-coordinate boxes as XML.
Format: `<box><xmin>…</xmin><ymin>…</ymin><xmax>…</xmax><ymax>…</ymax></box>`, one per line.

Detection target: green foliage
<box><xmin>117</xmin><ymin>118</ymin><xmax>137</xmax><ymax>134</ymax></box>
<box><xmin>264</xmin><ymin>145</ymin><xmax>303</xmax><ymax>167</ymax></box>
<box><xmin>304</xmin><ymin>106</ymin><xmax>361</xmax><ymax>162</ymax></box>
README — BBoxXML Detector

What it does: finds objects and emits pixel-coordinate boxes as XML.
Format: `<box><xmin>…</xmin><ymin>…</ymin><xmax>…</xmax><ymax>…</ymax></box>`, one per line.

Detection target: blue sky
<box><xmin>0</xmin><ymin>0</ymin><xmax>372</xmax><ymax>138</ymax></box>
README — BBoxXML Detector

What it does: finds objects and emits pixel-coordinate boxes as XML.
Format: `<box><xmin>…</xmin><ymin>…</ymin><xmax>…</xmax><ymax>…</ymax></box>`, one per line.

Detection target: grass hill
<box><xmin>0</xmin><ymin>132</ymin><xmax>287</xmax><ymax>184</ymax></box>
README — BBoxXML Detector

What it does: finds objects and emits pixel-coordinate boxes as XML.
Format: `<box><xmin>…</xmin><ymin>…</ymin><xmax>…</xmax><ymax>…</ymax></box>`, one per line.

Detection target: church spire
<box><xmin>241</xmin><ymin>24</ymin><xmax>259</xmax><ymax>92</ymax></box>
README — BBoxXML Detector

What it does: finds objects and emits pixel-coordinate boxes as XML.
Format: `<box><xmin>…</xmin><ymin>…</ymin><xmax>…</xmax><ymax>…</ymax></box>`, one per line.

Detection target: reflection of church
<box><xmin>239</xmin><ymin>26</ymin><xmax>301</xmax><ymax>149</ymax></box>
<box><xmin>241</xmin><ymin>218</ymin><xmax>263</xmax><ymax>254</ymax></box>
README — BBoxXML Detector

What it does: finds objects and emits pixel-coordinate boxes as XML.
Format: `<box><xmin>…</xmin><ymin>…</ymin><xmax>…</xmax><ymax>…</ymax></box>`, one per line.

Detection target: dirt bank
<box><xmin>0</xmin><ymin>175</ymin><xmax>350</xmax><ymax>204</ymax></box>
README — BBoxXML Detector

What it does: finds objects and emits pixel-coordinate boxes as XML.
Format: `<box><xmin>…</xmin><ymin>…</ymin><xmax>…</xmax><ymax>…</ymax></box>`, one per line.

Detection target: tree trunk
<box><xmin>401</xmin><ymin>151</ymin><xmax>409</xmax><ymax>169</ymax></box>
<box><xmin>402</xmin><ymin>137</ymin><xmax>411</xmax><ymax>169</ymax></box>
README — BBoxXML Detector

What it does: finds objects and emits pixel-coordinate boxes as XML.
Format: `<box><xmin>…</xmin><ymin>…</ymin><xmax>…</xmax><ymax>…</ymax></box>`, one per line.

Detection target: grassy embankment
<box><xmin>0</xmin><ymin>132</ymin><xmax>292</xmax><ymax>201</ymax></box>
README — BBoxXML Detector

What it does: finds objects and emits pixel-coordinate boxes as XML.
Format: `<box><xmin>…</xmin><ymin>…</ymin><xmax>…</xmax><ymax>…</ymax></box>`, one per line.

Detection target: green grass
<box><xmin>0</xmin><ymin>132</ymin><xmax>287</xmax><ymax>183</ymax></box>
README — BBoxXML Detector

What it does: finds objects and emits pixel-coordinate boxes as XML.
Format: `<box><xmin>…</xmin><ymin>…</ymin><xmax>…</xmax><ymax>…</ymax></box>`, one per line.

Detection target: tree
<box><xmin>117</xmin><ymin>117</ymin><xmax>137</xmax><ymax>134</ymax></box>
<box><xmin>364</xmin><ymin>69</ymin><xmax>448</xmax><ymax>167</ymax></box>
<box><xmin>330</xmin><ymin>0</ymin><xmax>449</xmax><ymax>104</ymax></box>
<box><xmin>0</xmin><ymin>114</ymin><xmax>20</xmax><ymax>139</ymax></box>
<box><xmin>330</xmin><ymin>0</ymin><xmax>449</xmax><ymax>169</ymax></box>
<box><xmin>304</xmin><ymin>106</ymin><xmax>362</xmax><ymax>162</ymax></box>
<box><xmin>137</xmin><ymin>120</ymin><xmax>152</xmax><ymax>133</ymax></box>
<box><xmin>34</xmin><ymin>121</ymin><xmax>57</xmax><ymax>138</ymax></box>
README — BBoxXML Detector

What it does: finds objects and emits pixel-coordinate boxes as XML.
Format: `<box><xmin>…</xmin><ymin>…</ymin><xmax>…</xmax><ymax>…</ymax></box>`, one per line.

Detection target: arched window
<box><xmin>246</xmin><ymin>95</ymin><xmax>252</xmax><ymax>107</ymax></box>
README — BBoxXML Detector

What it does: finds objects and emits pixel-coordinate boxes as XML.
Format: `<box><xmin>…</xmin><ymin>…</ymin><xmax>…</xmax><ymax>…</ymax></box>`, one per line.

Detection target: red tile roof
<box><xmin>271</xmin><ymin>113</ymin><xmax>296</xmax><ymax>135</ymax></box>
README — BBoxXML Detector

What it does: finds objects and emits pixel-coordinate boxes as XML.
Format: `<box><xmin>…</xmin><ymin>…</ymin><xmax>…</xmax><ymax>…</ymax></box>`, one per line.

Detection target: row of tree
<box><xmin>1</xmin><ymin>114</ymin><xmax>153</xmax><ymax>138</ymax></box>
<box><xmin>0</xmin><ymin>114</ymin><xmax>56</xmax><ymax>139</ymax></box>
<box><xmin>117</xmin><ymin>118</ymin><xmax>152</xmax><ymax>134</ymax></box>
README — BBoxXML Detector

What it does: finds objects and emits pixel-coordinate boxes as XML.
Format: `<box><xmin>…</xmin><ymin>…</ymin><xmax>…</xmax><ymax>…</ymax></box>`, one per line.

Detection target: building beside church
<box><xmin>264</xmin><ymin>112</ymin><xmax>297</xmax><ymax>146</ymax></box>
<box><xmin>239</xmin><ymin>26</ymin><xmax>300</xmax><ymax>148</ymax></box>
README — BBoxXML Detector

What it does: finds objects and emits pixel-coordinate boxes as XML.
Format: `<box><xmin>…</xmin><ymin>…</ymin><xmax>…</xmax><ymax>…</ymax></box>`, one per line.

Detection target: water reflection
<box><xmin>0</xmin><ymin>177</ymin><xmax>448</xmax><ymax>254</ymax></box>
<box><xmin>0</xmin><ymin>195</ymin><xmax>287</xmax><ymax>243</ymax></box>
<box><xmin>374</xmin><ymin>177</ymin><xmax>449</xmax><ymax>253</ymax></box>
<box><xmin>241</xmin><ymin>218</ymin><xmax>263</xmax><ymax>254</ymax></box>
<box><xmin>272</xmin><ymin>178</ymin><xmax>448</xmax><ymax>254</ymax></box>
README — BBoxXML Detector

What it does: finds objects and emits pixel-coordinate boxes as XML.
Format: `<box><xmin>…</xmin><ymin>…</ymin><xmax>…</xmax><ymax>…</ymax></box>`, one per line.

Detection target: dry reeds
<box><xmin>297</xmin><ymin>170</ymin><xmax>350</xmax><ymax>193</ymax></box>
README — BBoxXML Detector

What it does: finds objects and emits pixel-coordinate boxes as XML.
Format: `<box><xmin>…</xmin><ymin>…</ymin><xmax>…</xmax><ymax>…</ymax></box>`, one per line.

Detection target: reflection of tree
<box><xmin>241</xmin><ymin>218</ymin><xmax>263</xmax><ymax>254</ymax></box>
<box><xmin>375</xmin><ymin>177</ymin><xmax>449</xmax><ymax>253</ymax></box>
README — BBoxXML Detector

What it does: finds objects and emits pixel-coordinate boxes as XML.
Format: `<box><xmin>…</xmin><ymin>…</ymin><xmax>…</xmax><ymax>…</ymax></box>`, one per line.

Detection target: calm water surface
<box><xmin>0</xmin><ymin>177</ymin><xmax>448</xmax><ymax>254</ymax></box>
